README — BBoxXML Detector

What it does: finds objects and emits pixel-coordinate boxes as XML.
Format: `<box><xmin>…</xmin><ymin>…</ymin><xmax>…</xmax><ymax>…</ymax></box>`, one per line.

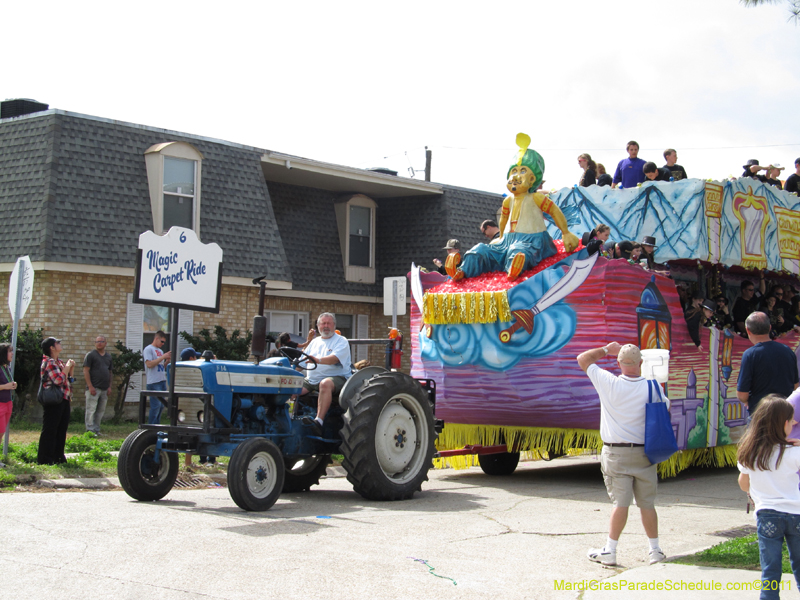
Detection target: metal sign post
<box><xmin>383</xmin><ymin>276</ymin><xmax>407</xmax><ymax>330</ymax></box>
<box><xmin>5</xmin><ymin>256</ymin><xmax>34</xmax><ymax>457</ymax></box>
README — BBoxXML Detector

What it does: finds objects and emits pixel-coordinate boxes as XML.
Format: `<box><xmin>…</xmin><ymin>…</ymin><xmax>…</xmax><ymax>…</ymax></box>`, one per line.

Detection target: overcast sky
<box><xmin>4</xmin><ymin>1</ymin><xmax>799</xmax><ymax>195</ymax></box>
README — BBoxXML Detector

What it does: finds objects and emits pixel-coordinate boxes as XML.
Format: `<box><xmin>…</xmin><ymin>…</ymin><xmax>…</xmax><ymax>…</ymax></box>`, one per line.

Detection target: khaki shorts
<box><xmin>303</xmin><ymin>376</ymin><xmax>347</xmax><ymax>397</ymax></box>
<box><xmin>600</xmin><ymin>445</ymin><xmax>658</xmax><ymax>509</ymax></box>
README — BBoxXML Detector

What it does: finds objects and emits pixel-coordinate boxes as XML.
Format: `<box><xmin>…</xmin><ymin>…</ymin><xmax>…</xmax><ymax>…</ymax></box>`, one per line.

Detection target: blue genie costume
<box><xmin>448</xmin><ymin>134</ymin><xmax>580</xmax><ymax>281</ymax></box>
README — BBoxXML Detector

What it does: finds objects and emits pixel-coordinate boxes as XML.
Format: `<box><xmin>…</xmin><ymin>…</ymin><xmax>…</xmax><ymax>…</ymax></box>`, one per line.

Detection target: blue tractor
<box><xmin>117</xmin><ymin>334</ymin><xmax>438</xmax><ymax>512</ymax></box>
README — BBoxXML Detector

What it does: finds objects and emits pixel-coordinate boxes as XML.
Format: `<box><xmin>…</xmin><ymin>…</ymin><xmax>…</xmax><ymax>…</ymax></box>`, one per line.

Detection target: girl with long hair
<box><xmin>577</xmin><ymin>153</ymin><xmax>597</xmax><ymax>187</ymax></box>
<box><xmin>0</xmin><ymin>343</ymin><xmax>17</xmax><ymax>453</ymax></box>
<box><xmin>738</xmin><ymin>394</ymin><xmax>800</xmax><ymax>598</ymax></box>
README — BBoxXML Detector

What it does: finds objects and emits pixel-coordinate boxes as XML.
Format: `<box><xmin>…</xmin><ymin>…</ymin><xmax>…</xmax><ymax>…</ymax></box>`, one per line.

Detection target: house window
<box><xmin>144</xmin><ymin>142</ymin><xmax>203</xmax><ymax>236</ymax></box>
<box><xmin>267</xmin><ymin>311</ymin><xmax>309</xmax><ymax>338</ymax></box>
<box><xmin>349</xmin><ymin>206</ymin><xmax>371</xmax><ymax>267</ymax></box>
<box><xmin>334</xmin><ymin>314</ymin><xmax>354</xmax><ymax>339</ymax></box>
<box><xmin>335</xmin><ymin>194</ymin><xmax>376</xmax><ymax>283</ymax></box>
<box><xmin>163</xmin><ymin>157</ymin><xmax>195</xmax><ymax>230</ymax></box>
<box><xmin>143</xmin><ymin>305</ymin><xmax>171</xmax><ymax>349</ymax></box>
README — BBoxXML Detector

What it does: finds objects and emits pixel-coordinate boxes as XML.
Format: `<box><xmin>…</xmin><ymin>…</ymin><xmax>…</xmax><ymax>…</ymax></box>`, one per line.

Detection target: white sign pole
<box><xmin>392</xmin><ymin>281</ymin><xmax>398</xmax><ymax>329</ymax></box>
<box><xmin>5</xmin><ymin>256</ymin><xmax>33</xmax><ymax>458</ymax></box>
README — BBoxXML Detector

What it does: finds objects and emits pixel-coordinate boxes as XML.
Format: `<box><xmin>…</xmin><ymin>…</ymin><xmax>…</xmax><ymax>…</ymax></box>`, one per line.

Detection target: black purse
<box><xmin>37</xmin><ymin>380</ymin><xmax>63</xmax><ymax>407</ymax></box>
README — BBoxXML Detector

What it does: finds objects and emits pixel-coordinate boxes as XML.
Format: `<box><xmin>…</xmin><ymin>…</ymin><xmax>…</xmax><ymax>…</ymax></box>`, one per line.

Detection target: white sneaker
<box><xmin>588</xmin><ymin>547</ymin><xmax>617</xmax><ymax>566</ymax></box>
<box><xmin>649</xmin><ymin>549</ymin><xmax>666</xmax><ymax>564</ymax></box>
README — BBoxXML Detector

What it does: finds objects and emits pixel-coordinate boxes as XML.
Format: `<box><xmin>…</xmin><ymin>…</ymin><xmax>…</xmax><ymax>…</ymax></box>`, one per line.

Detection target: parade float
<box><xmin>410</xmin><ymin>134</ymin><xmax>800</xmax><ymax>477</ymax></box>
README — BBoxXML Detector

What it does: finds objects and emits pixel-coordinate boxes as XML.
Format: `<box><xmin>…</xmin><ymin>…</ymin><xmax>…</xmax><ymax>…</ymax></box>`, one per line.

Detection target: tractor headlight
<box><xmin>197</xmin><ymin>410</ymin><xmax>204</xmax><ymax>424</ymax></box>
<box><xmin>177</xmin><ymin>410</ymin><xmax>186</xmax><ymax>423</ymax></box>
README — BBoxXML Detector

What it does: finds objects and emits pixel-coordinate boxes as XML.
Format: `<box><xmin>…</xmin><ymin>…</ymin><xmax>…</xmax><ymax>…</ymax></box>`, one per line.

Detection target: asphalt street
<box><xmin>0</xmin><ymin>455</ymin><xmax>763</xmax><ymax>600</ymax></box>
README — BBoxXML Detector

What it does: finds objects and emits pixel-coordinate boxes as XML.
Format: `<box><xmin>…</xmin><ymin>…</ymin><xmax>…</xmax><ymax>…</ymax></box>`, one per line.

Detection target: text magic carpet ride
<box><xmin>410</xmin><ymin>134</ymin><xmax>800</xmax><ymax>477</ymax></box>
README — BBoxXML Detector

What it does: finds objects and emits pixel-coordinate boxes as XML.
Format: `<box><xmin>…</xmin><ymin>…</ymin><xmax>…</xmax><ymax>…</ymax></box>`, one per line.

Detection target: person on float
<box><xmin>577</xmin><ymin>153</ymin><xmax>597</xmax><ymax>187</ymax></box>
<box><xmin>446</xmin><ymin>134</ymin><xmax>580</xmax><ymax>282</ymax></box>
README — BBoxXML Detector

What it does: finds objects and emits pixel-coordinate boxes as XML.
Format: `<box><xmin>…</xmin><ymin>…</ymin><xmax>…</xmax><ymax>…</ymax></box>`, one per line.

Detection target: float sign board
<box><xmin>133</xmin><ymin>227</ymin><xmax>223</xmax><ymax>313</ymax></box>
<box><xmin>8</xmin><ymin>255</ymin><xmax>34</xmax><ymax>321</ymax></box>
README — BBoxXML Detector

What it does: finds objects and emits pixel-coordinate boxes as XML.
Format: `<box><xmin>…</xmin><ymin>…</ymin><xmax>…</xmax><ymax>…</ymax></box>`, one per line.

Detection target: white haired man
<box><xmin>577</xmin><ymin>342</ymin><xmax>667</xmax><ymax>566</ymax></box>
<box><xmin>300</xmin><ymin>313</ymin><xmax>352</xmax><ymax>436</ymax></box>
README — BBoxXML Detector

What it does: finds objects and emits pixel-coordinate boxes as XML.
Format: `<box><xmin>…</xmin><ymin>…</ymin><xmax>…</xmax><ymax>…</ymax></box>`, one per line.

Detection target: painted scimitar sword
<box><xmin>499</xmin><ymin>252</ymin><xmax>598</xmax><ymax>343</ymax></box>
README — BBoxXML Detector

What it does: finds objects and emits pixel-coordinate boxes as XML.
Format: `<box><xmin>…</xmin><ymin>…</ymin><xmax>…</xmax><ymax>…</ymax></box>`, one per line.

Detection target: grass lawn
<box><xmin>673</xmin><ymin>533</ymin><xmax>792</xmax><ymax>574</ymax></box>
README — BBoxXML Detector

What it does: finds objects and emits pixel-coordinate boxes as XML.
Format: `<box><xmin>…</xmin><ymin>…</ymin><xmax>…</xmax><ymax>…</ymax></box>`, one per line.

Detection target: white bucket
<box><xmin>640</xmin><ymin>349</ymin><xmax>670</xmax><ymax>383</ymax></box>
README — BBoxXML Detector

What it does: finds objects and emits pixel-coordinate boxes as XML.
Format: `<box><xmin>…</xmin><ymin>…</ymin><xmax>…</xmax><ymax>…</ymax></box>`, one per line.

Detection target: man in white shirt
<box><xmin>577</xmin><ymin>342</ymin><xmax>667</xmax><ymax>567</ymax></box>
<box><xmin>300</xmin><ymin>313</ymin><xmax>351</xmax><ymax>436</ymax></box>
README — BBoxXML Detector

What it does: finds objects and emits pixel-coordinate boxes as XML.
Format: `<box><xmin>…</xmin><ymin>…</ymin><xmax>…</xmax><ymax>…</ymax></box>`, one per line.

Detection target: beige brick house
<box><xmin>0</xmin><ymin>100</ymin><xmax>502</xmax><ymax>417</ymax></box>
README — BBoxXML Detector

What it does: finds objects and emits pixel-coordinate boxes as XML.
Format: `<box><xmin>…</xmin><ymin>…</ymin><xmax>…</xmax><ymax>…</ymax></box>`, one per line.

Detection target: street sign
<box><xmin>8</xmin><ymin>255</ymin><xmax>34</xmax><ymax>321</ymax></box>
<box><xmin>383</xmin><ymin>276</ymin><xmax>407</xmax><ymax>317</ymax></box>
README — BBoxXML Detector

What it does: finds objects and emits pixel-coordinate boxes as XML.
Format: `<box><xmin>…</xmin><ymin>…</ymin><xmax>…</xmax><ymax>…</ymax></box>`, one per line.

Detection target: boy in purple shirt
<box><xmin>612</xmin><ymin>141</ymin><xmax>647</xmax><ymax>189</ymax></box>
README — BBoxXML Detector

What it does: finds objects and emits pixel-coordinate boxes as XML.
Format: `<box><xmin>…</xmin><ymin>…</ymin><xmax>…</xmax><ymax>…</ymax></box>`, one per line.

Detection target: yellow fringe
<box><xmin>423</xmin><ymin>291</ymin><xmax>512</xmax><ymax>325</ymax></box>
<box><xmin>434</xmin><ymin>423</ymin><xmax>739</xmax><ymax>479</ymax></box>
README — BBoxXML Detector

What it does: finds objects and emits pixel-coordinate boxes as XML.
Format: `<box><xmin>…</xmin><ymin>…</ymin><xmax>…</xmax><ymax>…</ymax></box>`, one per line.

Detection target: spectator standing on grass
<box><xmin>37</xmin><ymin>337</ymin><xmax>75</xmax><ymax>465</ymax></box>
<box><xmin>737</xmin><ymin>312</ymin><xmax>798</xmax><ymax>418</ymax></box>
<box><xmin>578</xmin><ymin>342</ymin><xmax>667</xmax><ymax>567</ymax></box>
<box><xmin>612</xmin><ymin>141</ymin><xmax>647</xmax><ymax>189</ymax></box>
<box><xmin>0</xmin><ymin>343</ymin><xmax>18</xmax><ymax>465</ymax></box>
<box><xmin>737</xmin><ymin>395</ymin><xmax>800</xmax><ymax>600</ymax></box>
<box><xmin>143</xmin><ymin>330</ymin><xmax>171</xmax><ymax>425</ymax></box>
<box><xmin>662</xmin><ymin>149</ymin><xmax>687</xmax><ymax>181</ymax></box>
<box><xmin>83</xmin><ymin>335</ymin><xmax>112</xmax><ymax>435</ymax></box>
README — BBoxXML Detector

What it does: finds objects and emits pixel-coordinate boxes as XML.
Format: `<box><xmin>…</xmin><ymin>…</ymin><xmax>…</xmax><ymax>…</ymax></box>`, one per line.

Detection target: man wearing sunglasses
<box><xmin>733</xmin><ymin>278</ymin><xmax>765</xmax><ymax>335</ymax></box>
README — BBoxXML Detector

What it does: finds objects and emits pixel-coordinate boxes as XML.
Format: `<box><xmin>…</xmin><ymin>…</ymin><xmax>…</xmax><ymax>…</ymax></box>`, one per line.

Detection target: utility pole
<box><xmin>425</xmin><ymin>146</ymin><xmax>432</xmax><ymax>182</ymax></box>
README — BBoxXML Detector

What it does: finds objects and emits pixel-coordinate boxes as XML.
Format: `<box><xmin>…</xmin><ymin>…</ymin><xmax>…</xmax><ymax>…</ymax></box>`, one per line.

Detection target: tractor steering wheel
<box><xmin>277</xmin><ymin>347</ymin><xmax>318</xmax><ymax>370</ymax></box>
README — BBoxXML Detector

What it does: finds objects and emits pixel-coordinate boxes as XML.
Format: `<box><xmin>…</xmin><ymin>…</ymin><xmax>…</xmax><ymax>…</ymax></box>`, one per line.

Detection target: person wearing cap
<box><xmin>764</xmin><ymin>164</ymin><xmax>784</xmax><ymax>190</ymax></box>
<box><xmin>612</xmin><ymin>141</ymin><xmax>647</xmax><ymax>189</ymax></box>
<box><xmin>742</xmin><ymin>159</ymin><xmax>768</xmax><ymax>183</ymax></box>
<box><xmin>785</xmin><ymin>158</ymin><xmax>800</xmax><ymax>195</ymax></box>
<box><xmin>737</xmin><ymin>312</ymin><xmax>799</xmax><ymax>417</ymax></box>
<box><xmin>433</xmin><ymin>239</ymin><xmax>460</xmax><ymax>275</ymax></box>
<box><xmin>447</xmin><ymin>134</ymin><xmax>580</xmax><ymax>282</ymax></box>
<box><xmin>83</xmin><ymin>335</ymin><xmax>113</xmax><ymax>435</ymax></box>
<box><xmin>662</xmin><ymin>149</ymin><xmax>687</xmax><ymax>181</ymax></box>
<box><xmin>38</xmin><ymin>337</ymin><xmax>75</xmax><ymax>465</ymax></box>
<box><xmin>713</xmin><ymin>295</ymin><xmax>734</xmax><ymax>330</ymax></box>
<box><xmin>179</xmin><ymin>348</ymin><xmax>216</xmax><ymax>468</ymax></box>
<box><xmin>578</xmin><ymin>342</ymin><xmax>668</xmax><ymax>567</ymax></box>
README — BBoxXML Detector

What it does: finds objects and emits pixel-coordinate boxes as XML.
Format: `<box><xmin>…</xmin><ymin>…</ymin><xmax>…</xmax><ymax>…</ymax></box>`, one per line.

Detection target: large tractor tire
<box><xmin>478</xmin><ymin>451</ymin><xmax>520</xmax><ymax>476</ymax></box>
<box><xmin>282</xmin><ymin>455</ymin><xmax>331</xmax><ymax>493</ymax></box>
<box><xmin>340</xmin><ymin>371</ymin><xmax>436</xmax><ymax>501</ymax></box>
<box><xmin>117</xmin><ymin>429</ymin><xmax>179</xmax><ymax>501</ymax></box>
<box><xmin>228</xmin><ymin>438</ymin><xmax>285</xmax><ymax>512</ymax></box>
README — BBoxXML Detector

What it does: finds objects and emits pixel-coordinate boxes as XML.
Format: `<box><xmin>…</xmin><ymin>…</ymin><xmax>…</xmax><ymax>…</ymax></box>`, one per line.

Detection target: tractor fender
<box><xmin>339</xmin><ymin>366</ymin><xmax>387</xmax><ymax>411</ymax></box>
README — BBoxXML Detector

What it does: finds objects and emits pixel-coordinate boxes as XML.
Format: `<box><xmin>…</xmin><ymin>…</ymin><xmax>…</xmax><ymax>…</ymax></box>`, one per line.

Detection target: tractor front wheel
<box><xmin>228</xmin><ymin>438</ymin><xmax>285</xmax><ymax>511</ymax></box>
<box><xmin>117</xmin><ymin>429</ymin><xmax>179</xmax><ymax>501</ymax></box>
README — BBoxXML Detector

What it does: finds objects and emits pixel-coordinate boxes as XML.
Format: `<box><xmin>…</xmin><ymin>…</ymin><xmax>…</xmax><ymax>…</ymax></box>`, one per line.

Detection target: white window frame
<box><xmin>266</xmin><ymin>310</ymin><xmax>310</xmax><ymax>338</ymax></box>
<box><xmin>144</xmin><ymin>142</ymin><xmax>203</xmax><ymax>237</ymax></box>
<box><xmin>335</xmin><ymin>194</ymin><xmax>376</xmax><ymax>284</ymax></box>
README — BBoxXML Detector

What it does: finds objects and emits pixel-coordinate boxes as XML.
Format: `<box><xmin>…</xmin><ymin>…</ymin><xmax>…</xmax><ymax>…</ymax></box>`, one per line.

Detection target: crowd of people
<box><xmin>575</xmin><ymin>141</ymin><xmax>800</xmax><ymax>194</ymax></box>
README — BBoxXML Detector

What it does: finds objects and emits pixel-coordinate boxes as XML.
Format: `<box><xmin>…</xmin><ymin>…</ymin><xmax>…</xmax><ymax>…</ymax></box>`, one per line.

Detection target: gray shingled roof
<box><xmin>0</xmin><ymin>111</ymin><xmax>291</xmax><ymax>281</ymax></box>
<box><xmin>1</xmin><ymin>109</ymin><xmax>504</xmax><ymax>296</ymax></box>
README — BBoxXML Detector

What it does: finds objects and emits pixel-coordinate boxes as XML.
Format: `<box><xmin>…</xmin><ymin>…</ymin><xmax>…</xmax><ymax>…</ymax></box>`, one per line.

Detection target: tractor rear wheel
<box><xmin>117</xmin><ymin>429</ymin><xmax>179</xmax><ymax>501</ymax></box>
<box><xmin>228</xmin><ymin>438</ymin><xmax>285</xmax><ymax>511</ymax></box>
<box><xmin>478</xmin><ymin>451</ymin><xmax>520</xmax><ymax>476</ymax></box>
<box><xmin>282</xmin><ymin>455</ymin><xmax>331</xmax><ymax>493</ymax></box>
<box><xmin>340</xmin><ymin>371</ymin><xmax>435</xmax><ymax>501</ymax></box>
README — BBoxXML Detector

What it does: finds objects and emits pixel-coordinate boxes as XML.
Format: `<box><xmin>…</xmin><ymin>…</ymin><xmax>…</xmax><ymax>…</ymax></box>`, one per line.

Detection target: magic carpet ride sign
<box><xmin>134</xmin><ymin>227</ymin><xmax>223</xmax><ymax>313</ymax></box>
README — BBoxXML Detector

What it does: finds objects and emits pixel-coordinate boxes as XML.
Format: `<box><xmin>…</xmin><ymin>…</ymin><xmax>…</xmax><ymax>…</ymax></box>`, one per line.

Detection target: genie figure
<box><xmin>447</xmin><ymin>133</ymin><xmax>580</xmax><ymax>281</ymax></box>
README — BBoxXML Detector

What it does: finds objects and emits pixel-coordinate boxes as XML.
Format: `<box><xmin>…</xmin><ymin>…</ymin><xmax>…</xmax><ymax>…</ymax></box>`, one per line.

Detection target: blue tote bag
<box><xmin>644</xmin><ymin>380</ymin><xmax>678</xmax><ymax>465</ymax></box>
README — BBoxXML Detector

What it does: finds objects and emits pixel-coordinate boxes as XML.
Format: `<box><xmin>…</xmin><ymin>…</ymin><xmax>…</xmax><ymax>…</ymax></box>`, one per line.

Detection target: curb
<box><xmin>36</xmin><ymin>477</ymin><xmax>120</xmax><ymax>489</ymax></box>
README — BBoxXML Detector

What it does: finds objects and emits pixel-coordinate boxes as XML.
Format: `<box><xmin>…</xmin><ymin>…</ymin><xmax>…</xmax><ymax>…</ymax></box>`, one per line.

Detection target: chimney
<box><xmin>1</xmin><ymin>98</ymin><xmax>49</xmax><ymax>119</ymax></box>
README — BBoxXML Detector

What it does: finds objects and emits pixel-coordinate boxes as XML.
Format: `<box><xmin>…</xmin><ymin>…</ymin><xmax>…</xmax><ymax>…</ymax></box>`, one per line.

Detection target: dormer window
<box><xmin>145</xmin><ymin>142</ymin><xmax>203</xmax><ymax>236</ymax></box>
<box><xmin>335</xmin><ymin>194</ymin><xmax>376</xmax><ymax>283</ymax></box>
